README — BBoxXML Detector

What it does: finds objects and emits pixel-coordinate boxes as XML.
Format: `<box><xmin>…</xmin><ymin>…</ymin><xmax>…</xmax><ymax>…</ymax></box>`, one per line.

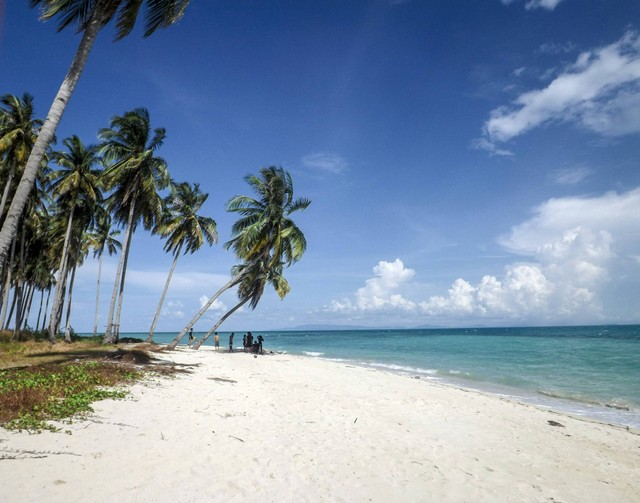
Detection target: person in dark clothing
<box><xmin>257</xmin><ymin>334</ymin><xmax>264</xmax><ymax>354</ymax></box>
<box><xmin>247</xmin><ymin>331</ymin><xmax>253</xmax><ymax>350</ymax></box>
<box><xmin>243</xmin><ymin>334</ymin><xmax>247</xmax><ymax>352</ymax></box>
<box><xmin>229</xmin><ymin>332</ymin><xmax>234</xmax><ymax>353</ymax></box>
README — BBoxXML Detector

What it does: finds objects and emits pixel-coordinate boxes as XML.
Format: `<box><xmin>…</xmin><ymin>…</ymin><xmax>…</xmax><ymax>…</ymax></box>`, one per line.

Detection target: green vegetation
<box><xmin>0</xmin><ymin>361</ymin><xmax>134</xmax><ymax>432</ymax></box>
<box><xmin>0</xmin><ymin>338</ymin><xmax>176</xmax><ymax>433</ymax></box>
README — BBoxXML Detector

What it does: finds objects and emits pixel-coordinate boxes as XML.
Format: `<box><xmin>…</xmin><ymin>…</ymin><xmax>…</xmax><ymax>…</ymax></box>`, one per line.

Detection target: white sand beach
<box><xmin>1</xmin><ymin>346</ymin><xmax>639</xmax><ymax>502</ymax></box>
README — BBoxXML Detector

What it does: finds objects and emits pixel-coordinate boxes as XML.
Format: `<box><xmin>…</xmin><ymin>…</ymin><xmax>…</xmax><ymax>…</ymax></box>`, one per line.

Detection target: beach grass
<box><xmin>0</xmin><ymin>337</ymin><xmax>182</xmax><ymax>432</ymax></box>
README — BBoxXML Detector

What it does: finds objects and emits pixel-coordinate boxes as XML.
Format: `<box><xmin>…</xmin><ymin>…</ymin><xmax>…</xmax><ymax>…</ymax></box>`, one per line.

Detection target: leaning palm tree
<box><xmin>192</xmin><ymin>259</ymin><xmax>291</xmax><ymax>350</ymax></box>
<box><xmin>0</xmin><ymin>0</ymin><xmax>192</xmax><ymax>279</ymax></box>
<box><xmin>47</xmin><ymin>136</ymin><xmax>102</xmax><ymax>342</ymax></box>
<box><xmin>100</xmin><ymin>108</ymin><xmax>170</xmax><ymax>343</ymax></box>
<box><xmin>146</xmin><ymin>181</ymin><xmax>217</xmax><ymax>342</ymax></box>
<box><xmin>167</xmin><ymin>166</ymin><xmax>310</xmax><ymax>350</ymax></box>
<box><xmin>0</xmin><ymin>93</ymin><xmax>42</xmax><ymax>221</ymax></box>
<box><xmin>87</xmin><ymin>210</ymin><xmax>121</xmax><ymax>337</ymax></box>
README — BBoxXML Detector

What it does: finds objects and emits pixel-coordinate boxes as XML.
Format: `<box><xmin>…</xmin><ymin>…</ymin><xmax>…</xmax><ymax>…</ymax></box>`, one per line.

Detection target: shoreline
<box><xmin>2</xmin><ymin>346</ymin><xmax>639</xmax><ymax>502</ymax></box>
<box><xmin>274</xmin><ymin>349</ymin><xmax>640</xmax><ymax>430</ymax></box>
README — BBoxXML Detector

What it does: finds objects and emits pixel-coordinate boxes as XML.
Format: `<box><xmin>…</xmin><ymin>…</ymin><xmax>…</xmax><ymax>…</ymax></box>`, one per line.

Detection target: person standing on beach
<box><xmin>214</xmin><ymin>332</ymin><xmax>220</xmax><ymax>351</ymax></box>
<box><xmin>188</xmin><ymin>328</ymin><xmax>194</xmax><ymax>348</ymax></box>
<box><xmin>229</xmin><ymin>332</ymin><xmax>234</xmax><ymax>353</ymax></box>
<box><xmin>243</xmin><ymin>333</ymin><xmax>247</xmax><ymax>352</ymax></box>
<box><xmin>257</xmin><ymin>334</ymin><xmax>264</xmax><ymax>354</ymax></box>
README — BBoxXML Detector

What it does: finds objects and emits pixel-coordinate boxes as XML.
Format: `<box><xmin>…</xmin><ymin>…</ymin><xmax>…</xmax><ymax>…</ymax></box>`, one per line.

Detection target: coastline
<box><xmin>1</xmin><ymin>346</ymin><xmax>639</xmax><ymax>502</ymax></box>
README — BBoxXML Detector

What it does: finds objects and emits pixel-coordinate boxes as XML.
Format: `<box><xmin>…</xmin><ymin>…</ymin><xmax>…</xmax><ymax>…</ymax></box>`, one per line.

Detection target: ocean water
<box><xmin>134</xmin><ymin>325</ymin><xmax>640</xmax><ymax>428</ymax></box>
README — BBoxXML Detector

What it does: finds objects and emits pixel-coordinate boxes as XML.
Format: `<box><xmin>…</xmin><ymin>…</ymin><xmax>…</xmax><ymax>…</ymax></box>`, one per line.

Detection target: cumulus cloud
<box><xmin>498</xmin><ymin>189</ymin><xmax>640</xmax><ymax>255</ymax></box>
<box><xmin>478</xmin><ymin>30</ymin><xmax>640</xmax><ymax>149</ymax></box>
<box><xmin>329</xmin><ymin>189</ymin><xmax>640</xmax><ymax>324</ymax></box>
<box><xmin>301</xmin><ymin>152</ymin><xmax>348</xmax><ymax>174</ymax></box>
<box><xmin>424</xmin><ymin>189</ymin><xmax>640</xmax><ymax>321</ymax></box>
<box><xmin>162</xmin><ymin>300</ymin><xmax>185</xmax><ymax>320</ymax></box>
<box><xmin>329</xmin><ymin>259</ymin><xmax>416</xmax><ymax>312</ymax></box>
<box><xmin>199</xmin><ymin>295</ymin><xmax>227</xmax><ymax>312</ymax></box>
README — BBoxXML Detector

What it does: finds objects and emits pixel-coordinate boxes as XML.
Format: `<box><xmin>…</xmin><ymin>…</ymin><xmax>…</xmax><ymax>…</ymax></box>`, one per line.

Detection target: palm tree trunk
<box><xmin>0</xmin><ymin>12</ymin><xmax>104</xmax><ymax>279</ymax></box>
<box><xmin>64</xmin><ymin>265</ymin><xmax>77</xmax><ymax>343</ymax></box>
<box><xmin>0</xmin><ymin>237</ymin><xmax>16</xmax><ymax>330</ymax></box>
<box><xmin>41</xmin><ymin>287</ymin><xmax>52</xmax><ymax>334</ymax></box>
<box><xmin>112</xmin><ymin>222</ymin><xmax>134</xmax><ymax>342</ymax></box>
<box><xmin>35</xmin><ymin>288</ymin><xmax>45</xmax><ymax>334</ymax></box>
<box><xmin>49</xmin><ymin>210</ymin><xmax>75</xmax><ymax>343</ymax></box>
<box><xmin>12</xmin><ymin>221</ymin><xmax>27</xmax><ymax>337</ymax></box>
<box><xmin>192</xmin><ymin>297</ymin><xmax>249</xmax><ymax>350</ymax></box>
<box><xmin>104</xmin><ymin>199</ymin><xmax>136</xmax><ymax>344</ymax></box>
<box><xmin>146</xmin><ymin>244</ymin><xmax>182</xmax><ymax>343</ymax></box>
<box><xmin>93</xmin><ymin>250</ymin><xmax>104</xmax><ymax>337</ymax></box>
<box><xmin>50</xmin><ymin>268</ymin><xmax>69</xmax><ymax>341</ymax></box>
<box><xmin>165</xmin><ymin>275</ymin><xmax>241</xmax><ymax>350</ymax></box>
<box><xmin>21</xmin><ymin>283</ymin><xmax>35</xmax><ymax>331</ymax></box>
<box><xmin>6</xmin><ymin>292</ymin><xmax>18</xmax><ymax>332</ymax></box>
<box><xmin>0</xmin><ymin>161</ymin><xmax>15</xmax><ymax>222</ymax></box>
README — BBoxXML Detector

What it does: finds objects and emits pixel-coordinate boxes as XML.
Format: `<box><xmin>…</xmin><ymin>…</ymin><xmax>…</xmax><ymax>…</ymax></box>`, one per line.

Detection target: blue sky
<box><xmin>2</xmin><ymin>0</ymin><xmax>640</xmax><ymax>332</ymax></box>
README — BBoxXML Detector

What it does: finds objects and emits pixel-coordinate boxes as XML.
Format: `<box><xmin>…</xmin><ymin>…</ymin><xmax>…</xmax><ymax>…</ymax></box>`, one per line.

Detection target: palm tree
<box><xmin>167</xmin><ymin>166</ymin><xmax>310</xmax><ymax>350</ymax></box>
<box><xmin>62</xmin><ymin>230</ymin><xmax>92</xmax><ymax>342</ymax></box>
<box><xmin>192</xmin><ymin>259</ymin><xmax>291</xmax><ymax>350</ymax></box>
<box><xmin>47</xmin><ymin>135</ymin><xmax>102</xmax><ymax>342</ymax></box>
<box><xmin>146</xmin><ymin>181</ymin><xmax>217</xmax><ymax>342</ymax></box>
<box><xmin>87</xmin><ymin>210</ymin><xmax>121</xmax><ymax>337</ymax></box>
<box><xmin>0</xmin><ymin>0</ymin><xmax>192</xmax><ymax>279</ymax></box>
<box><xmin>100</xmin><ymin>108</ymin><xmax>170</xmax><ymax>343</ymax></box>
<box><xmin>0</xmin><ymin>93</ymin><xmax>42</xmax><ymax>221</ymax></box>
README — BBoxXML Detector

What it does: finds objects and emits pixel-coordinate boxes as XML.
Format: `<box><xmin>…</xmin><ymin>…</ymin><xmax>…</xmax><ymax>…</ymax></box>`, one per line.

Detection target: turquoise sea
<box><xmin>126</xmin><ymin>325</ymin><xmax>640</xmax><ymax>428</ymax></box>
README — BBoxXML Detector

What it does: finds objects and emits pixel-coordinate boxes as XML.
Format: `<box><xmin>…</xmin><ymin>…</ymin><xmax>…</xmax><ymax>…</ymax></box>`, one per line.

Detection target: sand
<box><xmin>1</xmin><ymin>346</ymin><xmax>639</xmax><ymax>502</ymax></box>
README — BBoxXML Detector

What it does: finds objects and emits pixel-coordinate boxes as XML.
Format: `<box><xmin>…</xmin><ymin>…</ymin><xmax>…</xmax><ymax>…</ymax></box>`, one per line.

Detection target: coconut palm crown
<box><xmin>225</xmin><ymin>166</ymin><xmax>310</xmax><ymax>274</ymax></box>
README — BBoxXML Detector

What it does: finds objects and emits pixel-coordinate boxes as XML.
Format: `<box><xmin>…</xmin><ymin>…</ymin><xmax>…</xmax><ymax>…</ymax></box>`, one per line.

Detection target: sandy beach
<box><xmin>1</xmin><ymin>346</ymin><xmax>639</xmax><ymax>502</ymax></box>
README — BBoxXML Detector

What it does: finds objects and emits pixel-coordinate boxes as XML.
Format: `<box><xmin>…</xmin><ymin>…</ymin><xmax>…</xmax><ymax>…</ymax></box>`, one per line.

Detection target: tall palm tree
<box><xmin>47</xmin><ymin>135</ymin><xmax>102</xmax><ymax>342</ymax></box>
<box><xmin>167</xmin><ymin>166</ymin><xmax>310</xmax><ymax>350</ymax></box>
<box><xmin>0</xmin><ymin>93</ymin><xmax>42</xmax><ymax>222</ymax></box>
<box><xmin>100</xmin><ymin>108</ymin><xmax>170</xmax><ymax>343</ymax></box>
<box><xmin>0</xmin><ymin>1</ymin><xmax>192</xmax><ymax>279</ymax></box>
<box><xmin>146</xmin><ymin>181</ymin><xmax>217</xmax><ymax>342</ymax></box>
<box><xmin>62</xmin><ymin>230</ymin><xmax>92</xmax><ymax>342</ymax></box>
<box><xmin>87</xmin><ymin>210</ymin><xmax>121</xmax><ymax>337</ymax></box>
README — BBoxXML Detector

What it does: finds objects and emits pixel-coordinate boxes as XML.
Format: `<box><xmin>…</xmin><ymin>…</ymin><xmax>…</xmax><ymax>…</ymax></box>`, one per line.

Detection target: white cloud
<box><xmin>500</xmin><ymin>0</ymin><xmax>564</xmax><ymax>10</ymax></box>
<box><xmin>470</xmin><ymin>137</ymin><xmax>514</xmax><ymax>157</ymax></box>
<box><xmin>538</xmin><ymin>41</ymin><xmax>577</xmax><ymax>55</ymax></box>
<box><xmin>119</xmin><ymin>270</ymin><xmax>230</xmax><ymax>293</ymax></box>
<box><xmin>199</xmin><ymin>295</ymin><xmax>227</xmax><ymax>312</ymax></box>
<box><xmin>162</xmin><ymin>300</ymin><xmax>185</xmax><ymax>320</ymax></box>
<box><xmin>481</xmin><ymin>31</ymin><xmax>640</xmax><ymax>146</ymax></box>
<box><xmin>524</xmin><ymin>0</ymin><xmax>563</xmax><ymax>9</ymax></box>
<box><xmin>329</xmin><ymin>189</ymin><xmax>640</xmax><ymax>324</ymax></box>
<box><xmin>425</xmin><ymin>189</ymin><xmax>640</xmax><ymax>321</ymax></box>
<box><xmin>301</xmin><ymin>152</ymin><xmax>348</xmax><ymax>174</ymax></box>
<box><xmin>329</xmin><ymin>259</ymin><xmax>416</xmax><ymax>312</ymax></box>
<box><xmin>498</xmin><ymin>188</ymin><xmax>640</xmax><ymax>255</ymax></box>
<box><xmin>550</xmin><ymin>166</ymin><xmax>592</xmax><ymax>185</ymax></box>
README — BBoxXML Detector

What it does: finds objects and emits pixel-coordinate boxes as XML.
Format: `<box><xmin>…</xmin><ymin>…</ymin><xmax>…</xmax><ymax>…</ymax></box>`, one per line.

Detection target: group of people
<box><xmin>186</xmin><ymin>330</ymin><xmax>264</xmax><ymax>354</ymax></box>
<box><xmin>225</xmin><ymin>331</ymin><xmax>264</xmax><ymax>354</ymax></box>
